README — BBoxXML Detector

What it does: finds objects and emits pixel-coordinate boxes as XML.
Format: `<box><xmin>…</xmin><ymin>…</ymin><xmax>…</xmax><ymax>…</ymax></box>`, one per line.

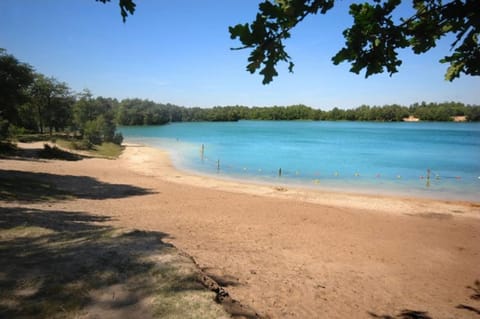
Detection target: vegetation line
<box><xmin>116</xmin><ymin>100</ymin><xmax>479</xmax><ymax>125</ymax></box>
<box><xmin>2</xmin><ymin>48</ymin><xmax>479</xmax><ymax>151</ymax></box>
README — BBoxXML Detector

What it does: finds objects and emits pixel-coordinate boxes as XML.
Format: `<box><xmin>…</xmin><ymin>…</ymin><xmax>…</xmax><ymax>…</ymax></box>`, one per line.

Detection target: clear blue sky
<box><xmin>1</xmin><ymin>0</ymin><xmax>479</xmax><ymax>109</ymax></box>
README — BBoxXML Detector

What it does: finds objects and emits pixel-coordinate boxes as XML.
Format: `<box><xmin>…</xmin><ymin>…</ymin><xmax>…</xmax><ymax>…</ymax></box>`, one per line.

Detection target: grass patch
<box><xmin>55</xmin><ymin>138</ymin><xmax>90</xmax><ymax>151</ymax></box>
<box><xmin>56</xmin><ymin>139</ymin><xmax>124</xmax><ymax>158</ymax></box>
<box><xmin>0</xmin><ymin>208</ymin><xmax>228</xmax><ymax>319</ymax></box>
<box><xmin>153</xmin><ymin>290</ymin><xmax>229</xmax><ymax>319</ymax></box>
<box><xmin>13</xmin><ymin>134</ymin><xmax>124</xmax><ymax>159</ymax></box>
<box><xmin>0</xmin><ymin>225</ymin><xmax>54</xmax><ymax>240</ymax></box>
<box><xmin>91</xmin><ymin>142</ymin><xmax>124</xmax><ymax>158</ymax></box>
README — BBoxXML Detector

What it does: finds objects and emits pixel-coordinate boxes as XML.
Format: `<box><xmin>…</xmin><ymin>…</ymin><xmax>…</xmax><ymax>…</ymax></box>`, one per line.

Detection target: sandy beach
<box><xmin>2</xmin><ymin>142</ymin><xmax>480</xmax><ymax>318</ymax></box>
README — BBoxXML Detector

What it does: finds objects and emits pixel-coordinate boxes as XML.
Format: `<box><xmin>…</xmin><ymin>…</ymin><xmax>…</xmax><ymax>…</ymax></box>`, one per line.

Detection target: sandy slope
<box><xmin>2</xmin><ymin>142</ymin><xmax>479</xmax><ymax>319</ymax></box>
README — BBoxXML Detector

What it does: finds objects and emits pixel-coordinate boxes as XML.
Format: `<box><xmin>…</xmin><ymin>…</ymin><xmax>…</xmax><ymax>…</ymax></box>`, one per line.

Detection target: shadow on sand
<box><xmin>0</xmin><ymin>206</ymin><xmax>230</xmax><ymax>318</ymax></box>
<box><xmin>0</xmin><ymin>169</ymin><xmax>156</xmax><ymax>202</ymax></box>
<box><xmin>0</xmin><ymin>143</ymin><xmax>86</xmax><ymax>162</ymax></box>
<box><xmin>368</xmin><ymin>281</ymin><xmax>480</xmax><ymax>318</ymax></box>
<box><xmin>368</xmin><ymin>310</ymin><xmax>433</xmax><ymax>319</ymax></box>
<box><xmin>456</xmin><ymin>280</ymin><xmax>480</xmax><ymax>316</ymax></box>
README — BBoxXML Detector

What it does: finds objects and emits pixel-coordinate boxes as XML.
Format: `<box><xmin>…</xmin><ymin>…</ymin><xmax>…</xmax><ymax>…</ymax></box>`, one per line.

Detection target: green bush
<box><xmin>0</xmin><ymin>117</ymin><xmax>10</xmax><ymax>140</ymax></box>
<box><xmin>83</xmin><ymin>118</ymin><xmax>103</xmax><ymax>145</ymax></box>
<box><xmin>71</xmin><ymin>140</ymin><xmax>92</xmax><ymax>150</ymax></box>
<box><xmin>112</xmin><ymin>132</ymin><xmax>123</xmax><ymax>145</ymax></box>
<box><xmin>8</xmin><ymin>125</ymin><xmax>27</xmax><ymax>137</ymax></box>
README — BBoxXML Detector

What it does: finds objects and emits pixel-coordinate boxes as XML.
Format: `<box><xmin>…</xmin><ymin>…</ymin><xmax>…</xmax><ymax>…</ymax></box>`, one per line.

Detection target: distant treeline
<box><xmin>3</xmin><ymin>49</ymin><xmax>479</xmax><ymax>146</ymax></box>
<box><xmin>116</xmin><ymin>100</ymin><xmax>480</xmax><ymax>125</ymax></box>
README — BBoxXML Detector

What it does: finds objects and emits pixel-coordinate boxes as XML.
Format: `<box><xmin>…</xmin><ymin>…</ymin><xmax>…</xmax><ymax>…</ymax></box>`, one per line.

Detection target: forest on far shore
<box><xmin>2</xmin><ymin>49</ymin><xmax>480</xmax><ymax>147</ymax></box>
<box><xmin>116</xmin><ymin>100</ymin><xmax>480</xmax><ymax>125</ymax></box>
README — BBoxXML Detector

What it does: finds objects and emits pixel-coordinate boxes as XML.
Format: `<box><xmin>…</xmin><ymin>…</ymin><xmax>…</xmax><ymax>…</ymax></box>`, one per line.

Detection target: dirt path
<box><xmin>2</xmin><ymin>143</ymin><xmax>479</xmax><ymax>318</ymax></box>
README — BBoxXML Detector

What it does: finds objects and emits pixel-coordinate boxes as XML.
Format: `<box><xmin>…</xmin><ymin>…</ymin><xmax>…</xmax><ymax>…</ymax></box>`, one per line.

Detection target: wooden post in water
<box><xmin>426</xmin><ymin>168</ymin><xmax>431</xmax><ymax>188</ymax></box>
<box><xmin>217</xmin><ymin>159</ymin><xmax>220</xmax><ymax>173</ymax></box>
<box><xmin>278</xmin><ymin>168</ymin><xmax>282</xmax><ymax>177</ymax></box>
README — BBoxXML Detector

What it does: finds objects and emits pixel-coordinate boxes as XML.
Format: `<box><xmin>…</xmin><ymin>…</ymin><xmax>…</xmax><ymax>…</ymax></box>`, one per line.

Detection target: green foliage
<box><xmin>116</xmin><ymin>99</ymin><xmax>479</xmax><ymax>124</ymax></box>
<box><xmin>112</xmin><ymin>132</ymin><xmax>123</xmax><ymax>145</ymax></box>
<box><xmin>28</xmin><ymin>74</ymin><xmax>73</xmax><ymax>134</ymax></box>
<box><xmin>83</xmin><ymin>117</ymin><xmax>105</xmax><ymax>145</ymax></box>
<box><xmin>0</xmin><ymin>50</ymin><xmax>122</xmax><ymax>146</ymax></box>
<box><xmin>334</xmin><ymin>0</ymin><xmax>480</xmax><ymax>81</ymax></box>
<box><xmin>82</xmin><ymin>115</ymin><xmax>117</xmax><ymax>146</ymax></box>
<box><xmin>65</xmin><ymin>139</ymin><xmax>93</xmax><ymax>151</ymax></box>
<box><xmin>56</xmin><ymin>138</ymin><xmax>123</xmax><ymax>157</ymax></box>
<box><xmin>73</xmin><ymin>92</ymin><xmax>120</xmax><ymax>146</ymax></box>
<box><xmin>0</xmin><ymin>48</ymin><xmax>35</xmax><ymax>138</ymax></box>
<box><xmin>466</xmin><ymin>106</ymin><xmax>480</xmax><ymax>121</ymax></box>
<box><xmin>7</xmin><ymin>124</ymin><xmax>27</xmax><ymax>137</ymax></box>
<box><xmin>117</xmin><ymin>98</ymin><xmax>171</xmax><ymax>125</ymax></box>
<box><xmin>229</xmin><ymin>1</ymin><xmax>334</xmax><ymax>84</ymax></box>
<box><xmin>227</xmin><ymin>0</ymin><xmax>480</xmax><ymax>83</ymax></box>
<box><xmin>332</xmin><ymin>0</ymin><xmax>409</xmax><ymax>77</ymax></box>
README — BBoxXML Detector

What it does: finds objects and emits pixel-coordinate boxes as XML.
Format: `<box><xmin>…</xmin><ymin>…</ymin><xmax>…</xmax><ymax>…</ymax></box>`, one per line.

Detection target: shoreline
<box><xmin>120</xmin><ymin>120</ymin><xmax>480</xmax><ymax>203</ymax></box>
<box><xmin>122</xmin><ymin>142</ymin><xmax>480</xmax><ymax>219</ymax></box>
<box><xmin>2</xmin><ymin>142</ymin><xmax>480</xmax><ymax>318</ymax></box>
<box><xmin>178</xmin><ymin>163</ymin><xmax>479</xmax><ymax>203</ymax></box>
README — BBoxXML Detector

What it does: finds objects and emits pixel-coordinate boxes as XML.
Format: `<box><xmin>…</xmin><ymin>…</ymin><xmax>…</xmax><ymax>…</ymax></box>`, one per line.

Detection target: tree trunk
<box><xmin>37</xmin><ymin>104</ymin><xmax>43</xmax><ymax>134</ymax></box>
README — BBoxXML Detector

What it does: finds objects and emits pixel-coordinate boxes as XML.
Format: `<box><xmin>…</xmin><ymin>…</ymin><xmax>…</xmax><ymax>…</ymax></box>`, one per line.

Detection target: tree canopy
<box><xmin>0</xmin><ymin>49</ymin><xmax>34</xmax><ymax>132</ymax></box>
<box><xmin>230</xmin><ymin>0</ymin><xmax>480</xmax><ymax>83</ymax></box>
<box><xmin>0</xmin><ymin>49</ymin><xmax>123</xmax><ymax>147</ymax></box>
<box><xmin>100</xmin><ymin>0</ymin><xmax>480</xmax><ymax>84</ymax></box>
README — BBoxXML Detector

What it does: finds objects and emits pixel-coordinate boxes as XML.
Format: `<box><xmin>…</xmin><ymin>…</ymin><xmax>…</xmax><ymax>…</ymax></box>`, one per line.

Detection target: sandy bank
<box><xmin>2</xmin><ymin>142</ymin><xmax>479</xmax><ymax>319</ymax></box>
<box><xmin>121</xmin><ymin>143</ymin><xmax>480</xmax><ymax>219</ymax></box>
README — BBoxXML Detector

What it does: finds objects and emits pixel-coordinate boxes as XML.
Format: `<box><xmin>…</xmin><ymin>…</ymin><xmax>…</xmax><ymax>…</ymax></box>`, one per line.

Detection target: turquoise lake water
<box><xmin>120</xmin><ymin>121</ymin><xmax>480</xmax><ymax>201</ymax></box>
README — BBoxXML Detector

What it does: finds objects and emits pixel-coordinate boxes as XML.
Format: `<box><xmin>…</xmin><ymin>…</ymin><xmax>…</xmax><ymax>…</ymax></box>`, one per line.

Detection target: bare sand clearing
<box><xmin>2</xmin><ymin>142</ymin><xmax>480</xmax><ymax>318</ymax></box>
